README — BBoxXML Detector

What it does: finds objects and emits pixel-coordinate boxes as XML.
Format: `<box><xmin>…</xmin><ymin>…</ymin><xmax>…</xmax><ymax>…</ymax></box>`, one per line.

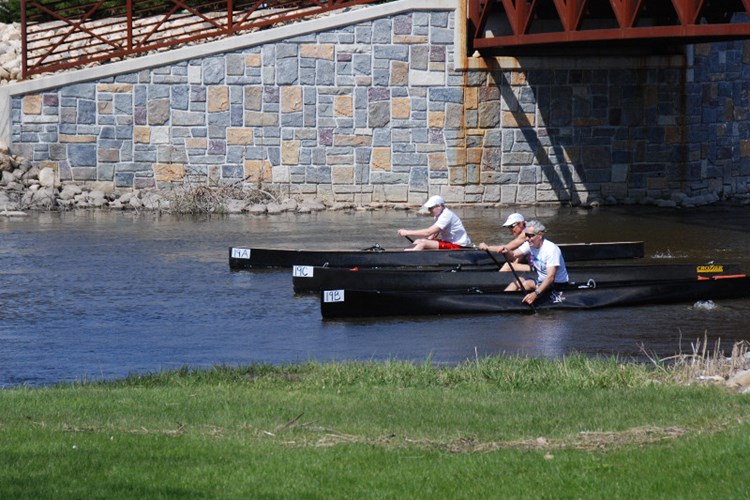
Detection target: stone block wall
<box><xmin>686</xmin><ymin>41</ymin><xmax>750</xmax><ymax>198</ymax></box>
<box><xmin>7</xmin><ymin>1</ymin><xmax>750</xmax><ymax>206</ymax></box>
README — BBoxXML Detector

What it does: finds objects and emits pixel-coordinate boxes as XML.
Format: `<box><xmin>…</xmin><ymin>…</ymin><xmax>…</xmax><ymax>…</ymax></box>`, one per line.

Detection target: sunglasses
<box><xmin>510</xmin><ymin>222</ymin><xmax>522</xmax><ymax>229</ymax></box>
<box><xmin>524</xmin><ymin>232</ymin><xmax>539</xmax><ymax>238</ymax></box>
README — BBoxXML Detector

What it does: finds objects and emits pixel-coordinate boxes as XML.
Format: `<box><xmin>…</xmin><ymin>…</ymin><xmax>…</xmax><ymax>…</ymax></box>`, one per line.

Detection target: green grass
<box><xmin>2</xmin><ymin>356</ymin><xmax>749</xmax><ymax>498</ymax></box>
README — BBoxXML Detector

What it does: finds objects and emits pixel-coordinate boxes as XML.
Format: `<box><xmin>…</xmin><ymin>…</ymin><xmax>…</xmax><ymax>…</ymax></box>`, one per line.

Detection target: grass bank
<box><xmin>2</xmin><ymin>354</ymin><xmax>749</xmax><ymax>498</ymax></box>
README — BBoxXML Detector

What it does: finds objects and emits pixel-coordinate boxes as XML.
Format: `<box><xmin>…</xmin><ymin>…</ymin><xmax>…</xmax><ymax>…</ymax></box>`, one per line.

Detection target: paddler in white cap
<box><xmin>397</xmin><ymin>195</ymin><xmax>472</xmax><ymax>251</ymax></box>
<box><xmin>477</xmin><ymin>213</ymin><xmax>531</xmax><ymax>271</ymax></box>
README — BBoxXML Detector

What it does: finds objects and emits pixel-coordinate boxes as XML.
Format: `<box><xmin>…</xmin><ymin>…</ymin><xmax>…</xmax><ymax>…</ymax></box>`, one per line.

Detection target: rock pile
<box><xmin>0</xmin><ymin>22</ymin><xmax>20</xmax><ymax>84</ymax></box>
<box><xmin>0</xmin><ymin>148</ymin><xmax>173</xmax><ymax>213</ymax></box>
<box><xmin>0</xmin><ymin>148</ymin><xmax>359</xmax><ymax>215</ymax></box>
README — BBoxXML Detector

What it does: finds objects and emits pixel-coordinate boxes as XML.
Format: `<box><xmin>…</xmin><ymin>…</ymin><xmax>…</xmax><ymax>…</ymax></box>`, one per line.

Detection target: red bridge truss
<box><xmin>468</xmin><ymin>0</ymin><xmax>750</xmax><ymax>55</ymax></box>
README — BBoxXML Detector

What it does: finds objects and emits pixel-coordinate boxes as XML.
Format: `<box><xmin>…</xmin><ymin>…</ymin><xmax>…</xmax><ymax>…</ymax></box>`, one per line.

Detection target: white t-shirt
<box><xmin>517</xmin><ymin>238</ymin><xmax>569</xmax><ymax>283</ymax></box>
<box><xmin>434</xmin><ymin>208</ymin><xmax>471</xmax><ymax>247</ymax></box>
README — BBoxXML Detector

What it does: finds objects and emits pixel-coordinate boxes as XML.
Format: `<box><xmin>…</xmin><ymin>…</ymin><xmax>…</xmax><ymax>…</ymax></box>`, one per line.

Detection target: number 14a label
<box><xmin>231</xmin><ymin>248</ymin><xmax>251</xmax><ymax>259</ymax></box>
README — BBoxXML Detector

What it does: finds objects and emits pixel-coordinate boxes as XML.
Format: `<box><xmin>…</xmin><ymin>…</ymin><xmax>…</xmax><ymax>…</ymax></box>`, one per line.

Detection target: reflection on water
<box><xmin>1</xmin><ymin>205</ymin><xmax>749</xmax><ymax>387</ymax></box>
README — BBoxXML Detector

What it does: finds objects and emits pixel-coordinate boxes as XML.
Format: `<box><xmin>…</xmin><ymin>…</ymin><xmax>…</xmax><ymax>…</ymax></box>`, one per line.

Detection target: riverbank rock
<box><xmin>226</xmin><ymin>199</ymin><xmax>248</xmax><ymax>214</ymax></box>
<box><xmin>38</xmin><ymin>167</ymin><xmax>57</xmax><ymax>188</ymax></box>
<box><xmin>0</xmin><ymin>189</ymin><xmax>15</xmax><ymax>210</ymax></box>
<box><xmin>726</xmin><ymin>369</ymin><xmax>750</xmax><ymax>394</ymax></box>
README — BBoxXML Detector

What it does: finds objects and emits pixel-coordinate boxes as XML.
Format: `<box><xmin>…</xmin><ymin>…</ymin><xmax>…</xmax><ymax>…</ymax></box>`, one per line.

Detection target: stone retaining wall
<box><xmin>4</xmin><ymin>0</ymin><xmax>750</xmax><ymax>208</ymax></box>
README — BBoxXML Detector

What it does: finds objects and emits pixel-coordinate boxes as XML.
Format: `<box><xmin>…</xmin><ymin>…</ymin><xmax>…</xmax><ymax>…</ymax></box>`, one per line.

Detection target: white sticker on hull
<box><xmin>231</xmin><ymin>248</ymin><xmax>251</xmax><ymax>259</ymax></box>
<box><xmin>293</xmin><ymin>266</ymin><xmax>314</xmax><ymax>277</ymax></box>
<box><xmin>323</xmin><ymin>290</ymin><xmax>345</xmax><ymax>303</ymax></box>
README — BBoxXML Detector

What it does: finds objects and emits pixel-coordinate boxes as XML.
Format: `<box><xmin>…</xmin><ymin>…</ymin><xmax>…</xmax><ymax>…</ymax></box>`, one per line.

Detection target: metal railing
<box><xmin>21</xmin><ymin>0</ymin><xmax>382</xmax><ymax>78</ymax></box>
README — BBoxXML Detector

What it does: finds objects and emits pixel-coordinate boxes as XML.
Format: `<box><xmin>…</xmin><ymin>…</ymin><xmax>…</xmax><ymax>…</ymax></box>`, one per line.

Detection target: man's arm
<box><xmin>478</xmin><ymin>232</ymin><xmax>526</xmax><ymax>253</ymax></box>
<box><xmin>506</xmin><ymin>247</ymin><xmax>526</xmax><ymax>261</ymax></box>
<box><xmin>506</xmin><ymin>233</ymin><xmax>527</xmax><ymax>250</ymax></box>
<box><xmin>398</xmin><ymin>223</ymin><xmax>441</xmax><ymax>239</ymax></box>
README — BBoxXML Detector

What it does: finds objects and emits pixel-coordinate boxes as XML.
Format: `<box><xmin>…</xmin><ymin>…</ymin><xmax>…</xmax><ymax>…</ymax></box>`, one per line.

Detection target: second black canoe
<box><xmin>293</xmin><ymin>262</ymin><xmax>743</xmax><ymax>293</ymax></box>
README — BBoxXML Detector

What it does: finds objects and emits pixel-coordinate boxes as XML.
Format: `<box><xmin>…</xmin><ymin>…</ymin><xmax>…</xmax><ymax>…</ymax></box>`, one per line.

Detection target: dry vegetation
<box><xmin>165</xmin><ymin>183</ymin><xmax>280</xmax><ymax>214</ymax></box>
<box><xmin>642</xmin><ymin>335</ymin><xmax>750</xmax><ymax>387</ymax></box>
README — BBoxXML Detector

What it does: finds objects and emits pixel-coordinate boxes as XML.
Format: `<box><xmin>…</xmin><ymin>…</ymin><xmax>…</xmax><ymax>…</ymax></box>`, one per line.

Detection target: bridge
<box><xmin>469</xmin><ymin>0</ymin><xmax>750</xmax><ymax>54</ymax></box>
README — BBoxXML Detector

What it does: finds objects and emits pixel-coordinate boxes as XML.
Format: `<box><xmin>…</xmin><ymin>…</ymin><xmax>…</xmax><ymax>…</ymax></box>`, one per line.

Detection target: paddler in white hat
<box><xmin>477</xmin><ymin>212</ymin><xmax>531</xmax><ymax>271</ymax></box>
<box><xmin>398</xmin><ymin>195</ymin><xmax>472</xmax><ymax>251</ymax></box>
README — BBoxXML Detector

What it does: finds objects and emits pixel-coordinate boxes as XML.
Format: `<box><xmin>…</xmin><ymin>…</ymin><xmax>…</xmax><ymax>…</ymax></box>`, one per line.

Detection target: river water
<box><xmin>1</xmin><ymin>205</ymin><xmax>749</xmax><ymax>387</ymax></box>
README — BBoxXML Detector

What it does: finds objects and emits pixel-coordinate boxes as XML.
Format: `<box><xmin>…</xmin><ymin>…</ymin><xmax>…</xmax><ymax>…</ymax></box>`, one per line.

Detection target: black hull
<box><xmin>293</xmin><ymin>263</ymin><xmax>743</xmax><ymax>293</ymax></box>
<box><xmin>320</xmin><ymin>277</ymin><xmax>750</xmax><ymax>318</ymax></box>
<box><xmin>229</xmin><ymin>241</ymin><xmax>644</xmax><ymax>270</ymax></box>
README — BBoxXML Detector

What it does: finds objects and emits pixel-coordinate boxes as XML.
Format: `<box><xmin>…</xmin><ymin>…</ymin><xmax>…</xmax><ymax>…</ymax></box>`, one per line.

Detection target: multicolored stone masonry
<box><xmin>9</xmin><ymin>4</ymin><xmax>750</xmax><ymax>205</ymax></box>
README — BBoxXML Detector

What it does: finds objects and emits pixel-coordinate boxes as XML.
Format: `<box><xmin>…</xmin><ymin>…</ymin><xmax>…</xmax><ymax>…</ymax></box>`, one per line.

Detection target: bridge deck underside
<box><xmin>469</xmin><ymin>0</ymin><xmax>750</xmax><ymax>54</ymax></box>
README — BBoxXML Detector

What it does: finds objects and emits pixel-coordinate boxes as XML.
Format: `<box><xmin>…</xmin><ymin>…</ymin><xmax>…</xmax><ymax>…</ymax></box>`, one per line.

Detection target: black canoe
<box><xmin>293</xmin><ymin>262</ymin><xmax>744</xmax><ymax>294</ymax></box>
<box><xmin>320</xmin><ymin>275</ymin><xmax>750</xmax><ymax>318</ymax></box>
<box><xmin>229</xmin><ymin>241</ymin><xmax>644</xmax><ymax>270</ymax></box>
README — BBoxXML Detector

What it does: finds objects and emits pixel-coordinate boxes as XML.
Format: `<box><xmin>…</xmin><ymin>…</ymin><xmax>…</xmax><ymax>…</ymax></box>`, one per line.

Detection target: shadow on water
<box><xmin>1</xmin><ymin>205</ymin><xmax>749</xmax><ymax>386</ymax></box>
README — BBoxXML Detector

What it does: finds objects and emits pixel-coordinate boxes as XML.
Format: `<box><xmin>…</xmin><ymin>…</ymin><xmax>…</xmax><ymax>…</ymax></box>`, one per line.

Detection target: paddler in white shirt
<box><xmin>398</xmin><ymin>195</ymin><xmax>472</xmax><ymax>251</ymax></box>
<box><xmin>501</xmin><ymin>220</ymin><xmax>570</xmax><ymax>305</ymax></box>
<box><xmin>477</xmin><ymin>212</ymin><xmax>530</xmax><ymax>272</ymax></box>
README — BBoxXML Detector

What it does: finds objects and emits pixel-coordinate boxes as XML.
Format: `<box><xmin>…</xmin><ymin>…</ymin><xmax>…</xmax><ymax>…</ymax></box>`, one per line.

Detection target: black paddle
<box><xmin>483</xmin><ymin>248</ymin><xmax>536</xmax><ymax>312</ymax></box>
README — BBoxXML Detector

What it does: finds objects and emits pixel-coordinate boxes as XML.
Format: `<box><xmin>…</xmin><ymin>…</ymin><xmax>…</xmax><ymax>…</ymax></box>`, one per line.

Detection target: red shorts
<box><xmin>437</xmin><ymin>241</ymin><xmax>464</xmax><ymax>250</ymax></box>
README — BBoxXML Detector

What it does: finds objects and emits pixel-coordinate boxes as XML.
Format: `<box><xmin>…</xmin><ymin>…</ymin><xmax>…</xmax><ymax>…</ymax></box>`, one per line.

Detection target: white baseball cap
<box><xmin>423</xmin><ymin>195</ymin><xmax>445</xmax><ymax>208</ymax></box>
<box><xmin>502</xmin><ymin>213</ymin><xmax>525</xmax><ymax>226</ymax></box>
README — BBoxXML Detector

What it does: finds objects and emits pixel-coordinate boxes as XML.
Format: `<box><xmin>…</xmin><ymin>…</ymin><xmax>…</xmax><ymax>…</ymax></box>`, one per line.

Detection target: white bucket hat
<box><xmin>502</xmin><ymin>213</ymin><xmax>525</xmax><ymax>226</ymax></box>
<box><xmin>423</xmin><ymin>195</ymin><xmax>445</xmax><ymax>208</ymax></box>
